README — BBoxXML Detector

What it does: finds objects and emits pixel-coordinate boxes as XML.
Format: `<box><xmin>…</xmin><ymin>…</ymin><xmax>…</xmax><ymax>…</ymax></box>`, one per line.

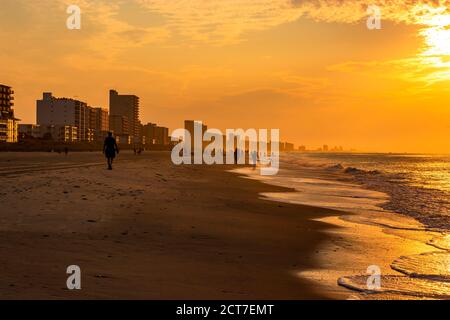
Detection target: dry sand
<box><xmin>0</xmin><ymin>151</ymin><xmax>345</xmax><ymax>299</ymax></box>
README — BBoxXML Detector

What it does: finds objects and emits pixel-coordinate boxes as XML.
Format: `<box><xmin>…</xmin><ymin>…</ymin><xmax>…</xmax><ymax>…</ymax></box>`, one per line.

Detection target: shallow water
<box><xmin>232</xmin><ymin>153</ymin><xmax>450</xmax><ymax>300</ymax></box>
<box><xmin>282</xmin><ymin>153</ymin><xmax>450</xmax><ymax>231</ymax></box>
<box><xmin>338</xmin><ymin>275</ymin><xmax>450</xmax><ymax>299</ymax></box>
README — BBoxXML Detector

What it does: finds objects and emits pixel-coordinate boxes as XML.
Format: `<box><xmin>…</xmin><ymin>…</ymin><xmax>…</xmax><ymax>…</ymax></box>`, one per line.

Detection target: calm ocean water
<box><xmin>281</xmin><ymin>153</ymin><xmax>450</xmax><ymax>231</ymax></box>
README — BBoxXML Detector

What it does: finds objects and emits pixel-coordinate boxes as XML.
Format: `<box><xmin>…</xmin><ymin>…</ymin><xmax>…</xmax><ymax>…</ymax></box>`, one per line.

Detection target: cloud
<box><xmin>132</xmin><ymin>0</ymin><xmax>450</xmax><ymax>44</ymax></box>
<box><xmin>4</xmin><ymin>0</ymin><xmax>449</xmax><ymax>61</ymax></box>
<box><xmin>329</xmin><ymin>56</ymin><xmax>450</xmax><ymax>85</ymax></box>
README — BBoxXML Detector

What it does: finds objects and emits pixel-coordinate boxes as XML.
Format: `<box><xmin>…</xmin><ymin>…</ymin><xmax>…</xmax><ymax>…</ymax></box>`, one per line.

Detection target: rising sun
<box><xmin>415</xmin><ymin>9</ymin><xmax>450</xmax><ymax>82</ymax></box>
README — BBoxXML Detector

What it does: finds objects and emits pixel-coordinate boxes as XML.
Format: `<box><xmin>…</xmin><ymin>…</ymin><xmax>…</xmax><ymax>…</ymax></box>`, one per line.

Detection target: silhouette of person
<box><xmin>104</xmin><ymin>132</ymin><xmax>119</xmax><ymax>170</ymax></box>
<box><xmin>64</xmin><ymin>147</ymin><xmax>69</xmax><ymax>156</ymax></box>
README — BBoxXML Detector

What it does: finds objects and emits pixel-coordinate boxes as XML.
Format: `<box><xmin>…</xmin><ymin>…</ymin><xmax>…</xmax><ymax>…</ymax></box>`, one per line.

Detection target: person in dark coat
<box><xmin>103</xmin><ymin>132</ymin><xmax>119</xmax><ymax>170</ymax></box>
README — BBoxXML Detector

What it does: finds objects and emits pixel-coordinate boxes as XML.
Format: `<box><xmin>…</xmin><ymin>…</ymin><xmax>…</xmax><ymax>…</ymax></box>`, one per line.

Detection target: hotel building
<box><xmin>143</xmin><ymin>122</ymin><xmax>170</xmax><ymax>145</ymax></box>
<box><xmin>109</xmin><ymin>90</ymin><xmax>140</xmax><ymax>142</ymax></box>
<box><xmin>37</xmin><ymin>92</ymin><xmax>93</xmax><ymax>142</ymax></box>
<box><xmin>90</xmin><ymin>107</ymin><xmax>109</xmax><ymax>142</ymax></box>
<box><xmin>0</xmin><ymin>84</ymin><xmax>19</xmax><ymax>143</ymax></box>
<box><xmin>184</xmin><ymin>120</ymin><xmax>207</xmax><ymax>149</ymax></box>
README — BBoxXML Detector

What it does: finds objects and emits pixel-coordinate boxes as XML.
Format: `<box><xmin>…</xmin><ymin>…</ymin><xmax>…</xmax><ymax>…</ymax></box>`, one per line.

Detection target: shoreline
<box><xmin>0</xmin><ymin>151</ymin><xmax>345</xmax><ymax>299</ymax></box>
<box><xmin>2</xmin><ymin>151</ymin><xmax>445</xmax><ymax>299</ymax></box>
<box><xmin>234</xmin><ymin>165</ymin><xmax>448</xmax><ymax>299</ymax></box>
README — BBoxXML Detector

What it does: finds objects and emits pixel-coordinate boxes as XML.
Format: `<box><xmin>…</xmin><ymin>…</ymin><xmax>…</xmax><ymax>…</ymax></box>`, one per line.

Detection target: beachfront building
<box><xmin>142</xmin><ymin>122</ymin><xmax>156</xmax><ymax>145</ymax></box>
<box><xmin>18</xmin><ymin>124</ymin><xmax>41</xmax><ymax>141</ymax></box>
<box><xmin>109</xmin><ymin>114</ymin><xmax>129</xmax><ymax>135</ymax></box>
<box><xmin>285</xmin><ymin>142</ymin><xmax>295</xmax><ymax>152</ymax></box>
<box><xmin>279</xmin><ymin>142</ymin><xmax>295</xmax><ymax>152</ymax></box>
<box><xmin>0</xmin><ymin>84</ymin><xmax>19</xmax><ymax>143</ymax></box>
<box><xmin>115</xmin><ymin>134</ymin><xmax>131</xmax><ymax>145</ymax></box>
<box><xmin>109</xmin><ymin>114</ymin><xmax>130</xmax><ymax>145</ymax></box>
<box><xmin>154</xmin><ymin>126</ymin><xmax>169</xmax><ymax>145</ymax></box>
<box><xmin>184</xmin><ymin>120</ymin><xmax>207</xmax><ymax>150</ymax></box>
<box><xmin>18</xmin><ymin>124</ymin><xmax>78</xmax><ymax>142</ymax></box>
<box><xmin>142</xmin><ymin>122</ymin><xmax>170</xmax><ymax>146</ymax></box>
<box><xmin>90</xmin><ymin>107</ymin><xmax>109</xmax><ymax>142</ymax></box>
<box><xmin>109</xmin><ymin>90</ymin><xmax>140</xmax><ymax>142</ymax></box>
<box><xmin>37</xmin><ymin>92</ymin><xmax>93</xmax><ymax>142</ymax></box>
<box><xmin>41</xmin><ymin>125</ymin><xmax>78</xmax><ymax>142</ymax></box>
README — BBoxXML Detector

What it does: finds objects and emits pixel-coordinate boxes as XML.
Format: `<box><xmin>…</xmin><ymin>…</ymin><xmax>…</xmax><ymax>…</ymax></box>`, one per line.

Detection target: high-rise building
<box><xmin>36</xmin><ymin>92</ymin><xmax>93</xmax><ymax>142</ymax></box>
<box><xmin>184</xmin><ymin>120</ymin><xmax>207</xmax><ymax>149</ymax></box>
<box><xmin>0</xmin><ymin>84</ymin><xmax>19</xmax><ymax>143</ymax></box>
<box><xmin>42</xmin><ymin>125</ymin><xmax>78</xmax><ymax>142</ymax></box>
<box><xmin>18</xmin><ymin>124</ymin><xmax>78</xmax><ymax>142</ymax></box>
<box><xmin>109</xmin><ymin>115</ymin><xmax>129</xmax><ymax>136</ymax></box>
<box><xmin>18</xmin><ymin>124</ymin><xmax>41</xmax><ymax>140</ymax></box>
<box><xmin>142</xmin><ymin>122</ymin><xmax>169</xmax><ymax>145</ymax></box>
<box><xmin>90</xmin><ymin>107</ymin><xmax>109</xmax><ymax>142</ymax></box>
<box><xmin>109</xmin><ymin>90</ymin><xmax>140</xmax><ymax>140</ymax></box>
<box><xmin>285</xmin><ymin>142</ymin><xmax>294</xmax><ymax>152</ymax></box>
<box><xmin>154</xmin><ymin>126</ymin><xmax>169</xmax><ymax>145</ymax></box>
<box><xmin>142</xmin><ymin>122</ymin><xmax>156</xmax><ymax>145</ymax></box>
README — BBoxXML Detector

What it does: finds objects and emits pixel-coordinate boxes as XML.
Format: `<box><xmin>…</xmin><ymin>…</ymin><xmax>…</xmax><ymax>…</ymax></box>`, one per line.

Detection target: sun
<box><xmin>420</xmin><ymin>14</ymin><xmax>450</xmax><ymax>57</ymax></box>
<box><xmin>415</xmin><ymin>9</ymin><xmax>450</xmax><ymax>82</ymax></box>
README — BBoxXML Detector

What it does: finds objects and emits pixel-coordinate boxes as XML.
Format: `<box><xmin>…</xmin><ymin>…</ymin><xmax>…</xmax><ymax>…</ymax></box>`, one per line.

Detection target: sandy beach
<box><xmin>0</xmin><ymin>151</ymin><xmax>349</xmax><ymax>300</ymax></box>
<box><xmin>0</xmin><ymin>151</ymin><xmax>446</xmax><ymax>300</ymax></box>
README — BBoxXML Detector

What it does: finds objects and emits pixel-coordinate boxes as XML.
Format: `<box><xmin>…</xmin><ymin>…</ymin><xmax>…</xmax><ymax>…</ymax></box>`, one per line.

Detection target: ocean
<box><xmin>233</xmin><ymin>152</ymin><xmax>450</xmax><ymax>299</ymax></box>
<box><xmin>281</xmin><ymin>153</ymin><xmax>450</xmax><ymax>231</ymax></box>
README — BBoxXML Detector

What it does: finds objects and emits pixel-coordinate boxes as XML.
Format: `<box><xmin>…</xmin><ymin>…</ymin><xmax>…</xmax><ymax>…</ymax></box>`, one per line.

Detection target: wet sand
<box><xmin>235</xmin><ymin>166</ymin><xmax>449</xmax><ymax>300</ymax></box>
<box><xmin>0</xmin><ymin>151</ymin><xmax>344</xmax><ymax>299</ymax></box>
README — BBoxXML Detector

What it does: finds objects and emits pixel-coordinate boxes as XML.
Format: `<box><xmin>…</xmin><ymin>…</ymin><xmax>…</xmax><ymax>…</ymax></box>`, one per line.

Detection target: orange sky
<box><xmin>1</xmin><ymin>0</ymin><xmax>449</xmax><ymax>152</ymax></box>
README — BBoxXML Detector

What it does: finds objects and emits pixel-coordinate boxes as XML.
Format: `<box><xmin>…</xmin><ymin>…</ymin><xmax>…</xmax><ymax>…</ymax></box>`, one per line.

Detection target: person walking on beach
<box><xmin>103</xmin><ymin>132</ymin><xmax>119</xmax><ymax>170</ymax></box>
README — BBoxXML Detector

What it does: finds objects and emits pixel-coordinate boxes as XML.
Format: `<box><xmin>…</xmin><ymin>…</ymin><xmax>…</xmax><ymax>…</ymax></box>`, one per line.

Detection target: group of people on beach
<box><xmin>102</xmin><ymin>132</ymin><xmax>266</xmax><ymax>171</ymax></box>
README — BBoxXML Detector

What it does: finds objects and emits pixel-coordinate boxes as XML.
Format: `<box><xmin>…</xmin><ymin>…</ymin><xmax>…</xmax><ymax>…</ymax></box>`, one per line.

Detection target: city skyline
<box><xmin>15</xmin><ymin>86</ymin><xmax>297</xmax><ymax>150</ymax></box>
<box><xmin>1</xmin><ymin>1</ymin><xmax>450</xmax><ymax>152</ymax></box>
<box><xmin>9</xmin><ymin>86</ymin><xmax>172</xmax><ymax>147</ymax></box>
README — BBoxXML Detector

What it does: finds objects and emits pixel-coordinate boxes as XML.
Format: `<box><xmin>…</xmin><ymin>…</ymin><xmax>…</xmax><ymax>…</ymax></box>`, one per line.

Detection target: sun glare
<box><xmin>416</xmin><ymin>6</ymin><xmax>450</xmax><ymax>81</ymax></box>
<box><xmin>421</xmin><ymin>14</ymin><xmax>450</xmax><ymax>57</ymax></box>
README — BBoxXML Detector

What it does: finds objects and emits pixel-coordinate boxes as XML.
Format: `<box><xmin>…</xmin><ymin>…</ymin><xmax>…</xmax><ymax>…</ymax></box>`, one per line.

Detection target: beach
<box><xmin>0</xmin><ymin>151</ymin><xmax>447</xmax><ymax>300</ymax></box>
<box><xmin>0</xmin><ymin>151</ymin><xmax>343</xmax><ymax>299</ymax></box>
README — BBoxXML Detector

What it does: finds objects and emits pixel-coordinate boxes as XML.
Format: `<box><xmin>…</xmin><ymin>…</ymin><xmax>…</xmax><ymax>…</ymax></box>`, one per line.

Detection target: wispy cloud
<box><xmin>3</xmin><ymin>0</ymin><xmax>449</xmax><ymax>58</ymax></box>
<box><xmin>134</xmin><ymin>0</ymin><xmax>450</xmax><ymax>44</ymax></box>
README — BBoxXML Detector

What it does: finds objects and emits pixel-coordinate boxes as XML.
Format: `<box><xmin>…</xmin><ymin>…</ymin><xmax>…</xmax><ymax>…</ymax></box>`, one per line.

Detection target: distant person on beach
<box><xmin>64</xmin><ymin>147</ymin><xmax>69</xmax><ymax>156</ymax></box>
<box><xmin>103</xmin><ymin>132</ymin><xmax>119</xmax><ymax>170</ymax></box>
